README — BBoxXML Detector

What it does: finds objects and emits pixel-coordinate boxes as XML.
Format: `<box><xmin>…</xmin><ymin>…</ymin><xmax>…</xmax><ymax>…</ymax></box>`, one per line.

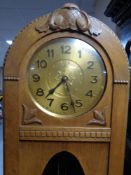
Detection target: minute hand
<box><xmin>64</xmin><ymin>81</ymin><xmax>76</xmax><ymax>112</ymax></box>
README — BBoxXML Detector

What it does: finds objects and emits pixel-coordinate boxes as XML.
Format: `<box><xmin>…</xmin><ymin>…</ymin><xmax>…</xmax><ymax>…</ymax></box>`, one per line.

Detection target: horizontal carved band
<box><xmin>4</xmin><ymin>76</ymin><xmax>20</xmax><ymax>81</ymax></box>
<box><xmin>19</xmin><ymin>130</ymin><xmax>111</xmax><ymax>142</ymax></box>
<box><xmin>114</xmin><ymin>80</ymin><xmax>129</xmax><ymax>85</ymax></box>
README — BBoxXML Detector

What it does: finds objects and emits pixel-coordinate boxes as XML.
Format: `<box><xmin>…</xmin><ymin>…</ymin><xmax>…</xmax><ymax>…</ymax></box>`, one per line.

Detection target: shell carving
<box><xmin>36</xmin><ymin>3</ymin><xmax>101</xmax><ymax>36</ymax></box>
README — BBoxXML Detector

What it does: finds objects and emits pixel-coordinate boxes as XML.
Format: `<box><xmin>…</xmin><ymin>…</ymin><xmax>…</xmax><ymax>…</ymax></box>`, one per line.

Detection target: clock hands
<box><xmin>45</xmin><ymin>76</ymin><xmax>67</xmax><ymax>98</ymax></box>
<box><xmin>45</xmin><ymin>75</ymin><xmax>76</xmax><ymax>112</ymax></box>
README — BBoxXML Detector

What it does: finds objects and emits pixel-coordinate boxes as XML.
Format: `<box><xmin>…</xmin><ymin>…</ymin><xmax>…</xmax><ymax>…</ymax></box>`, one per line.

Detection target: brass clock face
<box><xmin>27</xmin><ymin>38</ymin><xmax>107</xmax><ymax>118</ymax></box>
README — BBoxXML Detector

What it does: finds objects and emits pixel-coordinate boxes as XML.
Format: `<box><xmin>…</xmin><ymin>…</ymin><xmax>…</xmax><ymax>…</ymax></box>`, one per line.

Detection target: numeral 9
<box><xmin>32</xmin><ymin>74</ymin><xmax>40</xmax><ymax>82</ymax></box>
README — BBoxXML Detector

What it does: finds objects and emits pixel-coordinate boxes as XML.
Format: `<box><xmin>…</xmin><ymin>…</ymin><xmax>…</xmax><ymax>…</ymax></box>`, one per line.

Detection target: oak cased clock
<box><xmin>4</xmin><ymin>3</ymin><xmax>129</xmax><ymax>175</ymax></box>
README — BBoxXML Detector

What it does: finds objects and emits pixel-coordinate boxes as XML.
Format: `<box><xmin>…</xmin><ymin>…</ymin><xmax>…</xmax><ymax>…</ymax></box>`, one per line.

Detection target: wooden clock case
<box><xmin>3</xmin><ymin>3</ymin><xmax>130</xmax><ymax>175</ymax></box>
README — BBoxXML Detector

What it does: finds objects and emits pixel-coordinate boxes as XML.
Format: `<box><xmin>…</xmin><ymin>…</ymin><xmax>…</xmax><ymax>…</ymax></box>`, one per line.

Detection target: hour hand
<box><xmin>45</xmin><ymin>77</ymin><xmax>65</xmax><ymax>98</ymax></box>
<box><xmin>45</xmin><ymin>89</ymin><xmax>55</xmax><ymax>98</ymax></box>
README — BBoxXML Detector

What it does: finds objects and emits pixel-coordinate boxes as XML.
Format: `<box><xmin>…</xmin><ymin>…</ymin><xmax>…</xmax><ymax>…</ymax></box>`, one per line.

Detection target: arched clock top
<box><xmin>4</xmin><ymin>4</ymin><xmax>129</xmax><ymax>83</ymax></box>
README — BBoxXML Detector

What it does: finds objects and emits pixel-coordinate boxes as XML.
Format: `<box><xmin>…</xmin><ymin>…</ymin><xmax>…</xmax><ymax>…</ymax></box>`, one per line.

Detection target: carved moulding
<box><xmin>22</xmin><ymin>104</ymin><xmax>42</xmax><ymax>125</ymax></box>
<box><xmin>19</xmin><ymin>130</ymin><xmax>111</xmax><ymax>142</ymax></box>
<box><xmin>35</xmin><ymin>3</ymin><xmax>101</xmax><ymax>36</ymax></box>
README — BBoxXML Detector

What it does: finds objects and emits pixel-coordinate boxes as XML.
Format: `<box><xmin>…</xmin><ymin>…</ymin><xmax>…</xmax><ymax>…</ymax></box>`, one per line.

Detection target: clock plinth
<box><xmin>4</xmin><ymin>3</ymin><xmax>129</xmax><ymax>175</ymax></box>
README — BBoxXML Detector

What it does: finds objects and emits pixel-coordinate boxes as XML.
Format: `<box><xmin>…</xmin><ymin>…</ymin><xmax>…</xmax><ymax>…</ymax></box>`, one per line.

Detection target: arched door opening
<box><xmin>42</xmin><ymin>151</ymin><xmax>85</xmax><ymax>175</ymax></box>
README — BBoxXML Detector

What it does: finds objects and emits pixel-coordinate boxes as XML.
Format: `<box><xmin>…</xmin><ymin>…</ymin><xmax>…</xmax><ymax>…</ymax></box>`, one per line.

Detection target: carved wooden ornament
<box><xmin>35</xmin><ymin>3</ymin><xmax>101</xmax><ymax>36</ymax></box>
<box><xmin>87</xmin><ymin>110</ymin><xmax>106</xmax><ymax>126</ymax></box>
<box><xmin>22</xmin><ymin>104</ymin><xmax>42</xmax><ymax>125</ymax></box>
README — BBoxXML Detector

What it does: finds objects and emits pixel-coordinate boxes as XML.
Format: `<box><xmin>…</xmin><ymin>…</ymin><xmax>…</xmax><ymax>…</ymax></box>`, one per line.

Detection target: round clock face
<box><xmin>27</xmin><ymin>37</ymin><xmax>107</xmax><ymax>118</ymax></box>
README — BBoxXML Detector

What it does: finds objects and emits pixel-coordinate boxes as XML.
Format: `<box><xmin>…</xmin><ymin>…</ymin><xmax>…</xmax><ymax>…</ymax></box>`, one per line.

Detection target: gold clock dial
<box><xmin>27</xmin><ymin>38</ymin><xmax>107</xmax><ymax>118</ymax></box>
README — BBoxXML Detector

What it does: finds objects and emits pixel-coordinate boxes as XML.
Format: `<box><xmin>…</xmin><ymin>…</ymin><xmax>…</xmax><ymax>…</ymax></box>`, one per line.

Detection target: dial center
<box><xmin>47</xmin><ymin>59</ymin><xmax>84</xmax><ymax>97</ymax></box>
<box><xmin>62</xmin><ymin>75</ymin><xmax>68</xmax><ymax>82</ymax></box>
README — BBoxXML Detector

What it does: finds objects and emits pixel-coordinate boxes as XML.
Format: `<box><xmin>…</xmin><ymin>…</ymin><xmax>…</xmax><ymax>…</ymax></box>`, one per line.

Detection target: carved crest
<box><xmin>35</xmin><ymin>3</ymin><xmax>101</xmax><ymax>36</ymax></box>
<box><xmin>22</xmin><ymin>104</ymin><xmax>42</xmax><ymax>125</ymax></box>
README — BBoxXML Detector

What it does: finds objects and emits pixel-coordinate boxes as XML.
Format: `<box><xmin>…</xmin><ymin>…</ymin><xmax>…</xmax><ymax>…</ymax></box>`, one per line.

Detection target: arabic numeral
<box><xmin>37</xmin><ymin>60</ymin><xmax>47</xmax><ymax>68</ymax></box>
<box><xmin>87</xmin><ymin>61</ymin><xmax>94</xmax><ymax>69</ymax></box>
<box><xmin>47</xmin><ymin>98</ymin><xmax>54</xmax><ymax>107</ymax></box>
<box><xmin>61</xmin><ymin>103</ymin><xmax>69</xmax><ymax>111</ymax></box>
<box><xmin>47</xmin><ymin>49</ymin><xmax>54</xmax><ymax>57</ymax></box>
<box><xmin>90</xmin><ymin>76</ymin><xmax>98</xmax><ymax>83</ymax></box>
<box><xmin>75</xmin><ymin>100</ymin><xmax>83</xmax><ymax>107</ymax></box>
<box><xmin>32</xmin><ymin>74</ymin><xmax>40</xmax><ymax>82</ymax></box>
<box><xmin>85</xmin><ymin>90</ymin><xmax>93</xmax><ymax>97</ymax></box>
<box><xmin>36</xmin><ymin>88</ymin><xmax>44</xmax><ymax>96</ymax></box>
<box><xmin>61</xmin><ymin>45</ymin><xmax>71</xmax><ymax>54</ymax></box>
